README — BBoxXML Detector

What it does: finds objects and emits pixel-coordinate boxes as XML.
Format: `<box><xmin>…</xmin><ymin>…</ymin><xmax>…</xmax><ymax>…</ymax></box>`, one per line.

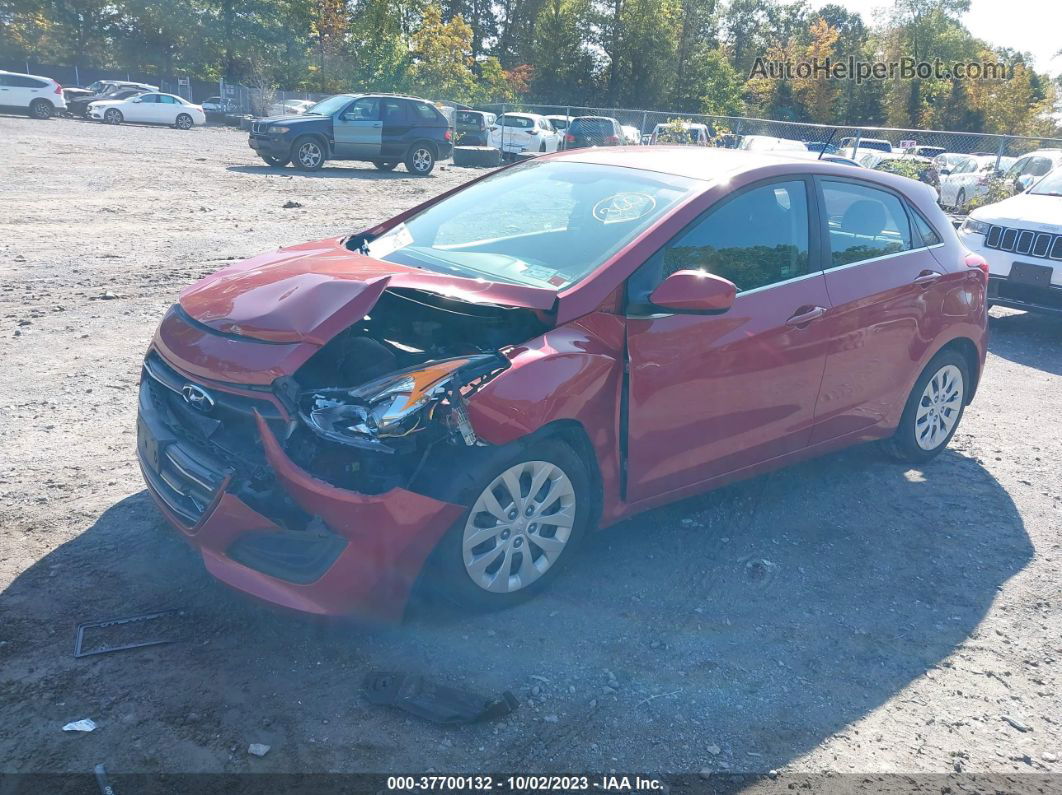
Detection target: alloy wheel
<box><xmin>914</xmin><ymin>364</ymin><xmax>964</xmax><ymax>450</ymax></box>
<box><xmin>176</xmin><ymin>113</ymin><xmax>193</xmax><ymax>130</ymax></box>
<box><xmin>462</xmin><ymin>460</ymin><xmax>576</xmax><ymax>594</ymax></box>
<box><xmin>105</xmin><ymin>109</ymin><xmax>122</xmax><ymax>125</ymax></box>
<box><xmin>411</xmin><ymin>147</ymin><xmax>433</xmax><ymax>172</ymax></box>
<box><xmin>30</xmin><ymin>100</ymin><xmax>52</xmax><ymax>119</ymax></box>
<box><xmin>298</xmin><ymin>141</ymin><xmax>323</xmax><ymax>168</ymax></box>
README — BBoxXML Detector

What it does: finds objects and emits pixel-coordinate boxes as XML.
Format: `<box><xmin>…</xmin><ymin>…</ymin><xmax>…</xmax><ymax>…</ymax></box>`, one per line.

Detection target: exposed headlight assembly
<box><xmin>270</xmin><ymin>126</ymin><xmax>290</xmax><ymax>134</ymax></box>
<box><xmin>299</xmin><ymin>354</ymin><xmax>506</xmax><ymax>451</ymax></box>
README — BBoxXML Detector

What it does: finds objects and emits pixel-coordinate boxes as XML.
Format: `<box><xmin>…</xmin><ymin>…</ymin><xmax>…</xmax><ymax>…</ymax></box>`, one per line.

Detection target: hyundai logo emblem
<box><xmin>181</xmin><ymin>383</ymin><xmax>215</xmax><ymax>412</ymax></box>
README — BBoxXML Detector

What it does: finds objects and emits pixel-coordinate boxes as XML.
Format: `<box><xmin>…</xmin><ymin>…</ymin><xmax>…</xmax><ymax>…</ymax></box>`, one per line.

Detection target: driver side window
<box><xmin>661</xmin><ymin>181</ymin><xmax>811</xmax><ymax>292</ymax></box>
<box><xmin>343</xmin><ymin>98</ymin><xmax>379</xmax><ymax>121</ymax></box>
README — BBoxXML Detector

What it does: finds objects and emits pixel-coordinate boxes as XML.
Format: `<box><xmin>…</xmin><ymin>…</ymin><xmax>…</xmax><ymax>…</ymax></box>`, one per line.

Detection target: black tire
<box><xmin>539</xmin><ymin>140</ymin><xmax>547</xmax><ymax>152</ymax></box>
<box><xmin>373</xmin><ymin>160</ymin><xmax>399</xmax><ymax>171</ymax></box>
<box><xmin>291</xmin><ymin>136</ymin><xmax>326</xmax><ymax>171</ymax></box>
<box><xmin>405</xmin><ymin>142</ymin><xmax>436</xmax><ymax>176</ymax></box>
<box><xmin>419</xmin><ymin>438</ymin><xmax>591</xmax><ymax>612</ymax></box>
<box><xmin>260</xmin><ymin>154</ymin><xmax>290</xmax><ymax>167</ymax></box>
<box><xmin>452</xmin><ymin>146</ymin><xmax>501</xmax><ymax>168</ymax></box>
<box><xmin>881</xmin><ymin>349</ymin><xmax>969</xmax><ymax>464</ymax></box>
<box><xmin>29</xmin><ymin>99</ymin><xmax>54</xmax><ymax>120</ymax></box>
<box><xmin>103</xmin><ymin>108</ymin><xmax>123</xmax><ymax>125</ymax></box>
<box><xmin>955</xmin><ymin>189</ymin><xmax>966</xmax><ymax>211</ymax></box>
<box><xmin>175</xmin><ymin>113</ymin><xmax>194</xmax><ymax>130</ymax></box>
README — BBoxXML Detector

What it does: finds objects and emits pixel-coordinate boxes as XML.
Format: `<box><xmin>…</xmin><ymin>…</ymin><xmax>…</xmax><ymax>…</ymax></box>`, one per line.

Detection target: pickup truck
<box><xmin>248</xmin><ymin>93</ymin><xmax>453</xmax><ymax>175</ymax></box>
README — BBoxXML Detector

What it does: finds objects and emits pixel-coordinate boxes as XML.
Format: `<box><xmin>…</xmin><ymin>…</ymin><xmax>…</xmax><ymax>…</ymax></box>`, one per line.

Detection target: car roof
<box><xmin>0</xmin><ymin>69</ymin><xmax>54</xmax><ymax>81</ymax></box>
<box><xmin>547</xmin><ymin>146</ymin><xmax>936</xmax><ymax>194</ymax></box>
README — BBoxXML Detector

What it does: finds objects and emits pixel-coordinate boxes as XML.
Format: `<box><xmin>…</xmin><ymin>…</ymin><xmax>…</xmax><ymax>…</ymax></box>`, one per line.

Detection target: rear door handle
<box><xmin>913</xmin><ymin>270</ymin><xmax>943</xmax><ymax>286</ymax></box>
<box><xmin>785</xmin><ymin>306</ymin><xmax>827</xmax><ymax>327</ymax></box>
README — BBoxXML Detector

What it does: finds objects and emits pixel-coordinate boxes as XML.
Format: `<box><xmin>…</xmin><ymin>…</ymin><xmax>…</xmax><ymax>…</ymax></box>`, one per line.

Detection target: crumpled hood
<box><xmin>178</xmin><ymin>237</ymin><xmax>558</xmax><ymax>345</ymax></box>
<box><xmin>971</xmin><ymin>192</ymin><xmax>1062</xmax><ymax>231</ymax></box>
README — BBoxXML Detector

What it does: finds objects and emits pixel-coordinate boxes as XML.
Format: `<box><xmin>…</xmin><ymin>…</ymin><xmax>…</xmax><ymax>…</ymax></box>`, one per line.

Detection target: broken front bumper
<box><xmin>136</xmin><ymin>356</ymin><xmax>464</xmax><ymax>620</ymax></box>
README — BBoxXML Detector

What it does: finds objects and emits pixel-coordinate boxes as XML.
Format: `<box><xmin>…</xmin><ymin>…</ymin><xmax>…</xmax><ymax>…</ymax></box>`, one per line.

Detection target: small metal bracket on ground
<box><xmin>73</xmin><ymin>609</ymin><xmax>182</xmax><ymax>658</ymax></box>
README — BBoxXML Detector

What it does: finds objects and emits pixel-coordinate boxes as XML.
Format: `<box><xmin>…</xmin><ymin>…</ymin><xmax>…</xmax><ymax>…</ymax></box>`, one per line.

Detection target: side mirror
<box><xmin>940</xmin><ymin>168</ymin><xmax>951</xmax><ymax>176</ymax></box>
<box><xmin>649</xmin><ymin>270</ymin><xmax>736</xmax><ymax>314</ymax></box>
<box><xmin>1016</xmin><ymin>174</ymin><xmax>1034</xmax><ymax>191</ymax></box>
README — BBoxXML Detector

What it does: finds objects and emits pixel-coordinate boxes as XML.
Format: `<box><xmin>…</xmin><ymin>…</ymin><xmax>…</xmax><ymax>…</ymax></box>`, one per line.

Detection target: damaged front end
<box><xmin>275</xmin><ymin>286</ymin><xmax>548</xmax><ymax>499</ymax></box>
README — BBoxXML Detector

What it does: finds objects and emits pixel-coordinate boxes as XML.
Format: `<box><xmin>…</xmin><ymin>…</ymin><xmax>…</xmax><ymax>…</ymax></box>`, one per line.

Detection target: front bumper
<box><xmin>136</xmin><ymin>355</ymin><xmax>464</xmax><ymax>620</ymax></box>
<box><xmin>960</xmin><ymin>229</ymin><xmax>1062</xmax><ymax>315</ymax></box>
<box><xmin>248</xmin><ymin>135</ymin><xmax>291</xmax><ymax>157</ymax></box>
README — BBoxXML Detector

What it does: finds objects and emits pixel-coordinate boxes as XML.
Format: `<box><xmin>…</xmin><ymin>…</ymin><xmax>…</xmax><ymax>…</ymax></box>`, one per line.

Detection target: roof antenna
<box><xmin>818</xmin><ymin>128</ymin><xmax>838</xmax><ymax>160</ymax></box>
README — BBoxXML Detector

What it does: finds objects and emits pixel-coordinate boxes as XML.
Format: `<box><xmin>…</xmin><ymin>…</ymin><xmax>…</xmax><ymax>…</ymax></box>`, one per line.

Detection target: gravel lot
<box><xmin>1</xmin><ymin>113</ymin><xmax>1061</xmax><ymax>786</ymax></box>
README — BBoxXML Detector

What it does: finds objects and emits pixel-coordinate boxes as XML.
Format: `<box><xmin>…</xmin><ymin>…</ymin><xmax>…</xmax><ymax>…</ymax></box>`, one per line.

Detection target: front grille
<box><xmin>250</xmin><ymin>121</ymin><xmax>262</xmax><ymax>134</ymax></box>
<box><xmin>984</xmin><ymin>224</ymin><xmax>1062</xmax><ymax>260</ymax></box>
<box><xmin>142</xmin><ymin>352</ymin><xmax>285</xmax><ymax>474</ymax></box>
<box><xmin>138</xmin><ymin>353</ymin><xmax>289</xmax><ymax>524</ymax></box>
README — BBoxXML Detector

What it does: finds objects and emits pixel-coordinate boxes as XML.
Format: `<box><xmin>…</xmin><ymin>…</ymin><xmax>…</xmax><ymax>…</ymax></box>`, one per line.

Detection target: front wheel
<box><xmin>373</xmin><ymin>160</ymin><xmax>398</xmax><ymax>171</ymax></box>
<box><xmin>104</xmin><ymin>108</ymin><xmax>123</xmax><ymax>125</ymax></box>
<box><xmin>405</xmin><ymin>143</ymin><xmax>436</xmax><ymax>176</ymax></box>
<box><xmin>881</xmin><ymin>349</ymin><xmax>969</xmax><ymax>463</ymax></box>
<box><xmin>260</xmin><ymin>154</ymin><xmax>290</xmax><ymax>167</ymax></box>
<box><xmin>29</xmin><ymin>99</ymin><xmax>54</xmax><ymax>119</ymax></box>
<box><xmin>292</xmin><ymin>136</ymin><xmax>326</xmax><ymax>171</ymax></box>
<box><xmin>175</xmin><ymin>113</ymin><xmax>194</xmax><ymax>130</ymax></box>
<box><xmin>421</xmin><ymin>439</ymin><xmax>590</xmax><ymax>611</ymax></box>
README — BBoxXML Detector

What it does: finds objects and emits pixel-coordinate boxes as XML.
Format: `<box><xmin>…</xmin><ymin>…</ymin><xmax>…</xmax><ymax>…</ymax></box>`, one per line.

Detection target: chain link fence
<box><xmin>482</xmin><ymin>102</ymin><xmax>1062</xmax><ymax>166</ymax></box>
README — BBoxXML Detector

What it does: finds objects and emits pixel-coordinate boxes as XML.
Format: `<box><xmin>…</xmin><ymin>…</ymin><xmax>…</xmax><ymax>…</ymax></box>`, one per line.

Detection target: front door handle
<box><xmin>913</xmin><ymin>270</ymin><xmax>943</xmax><ymax>286</ymax></box>
<box><xmin>371</xmin><ymin>121</ymin><xmax>382</xmax><ymax>128</ymax></box>
<box><xmin>785</xmin><ymin>306</ymin><xmax>827</xmax><ymax>327</ymax></box>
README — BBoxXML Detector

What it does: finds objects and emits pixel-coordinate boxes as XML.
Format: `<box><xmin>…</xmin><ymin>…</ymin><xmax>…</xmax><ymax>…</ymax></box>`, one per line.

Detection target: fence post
<box><xmin>641</xmin><ymin>110</ymin><xmax>648</xmax><ymax>135</ymax></box>
<box><xmin>994</xmin><ymin>136</ymin><xmax>1006</xmax><ymax>172</ymax></box>
<box><xmin>74</xmin><ymin>64</ymin><xmax>79</xmax><ymax>86</ymax></box>
<box><xmin>851</xmin><ymin>129</ymin><xmax>862</xmax><ymax>159</ymax></box>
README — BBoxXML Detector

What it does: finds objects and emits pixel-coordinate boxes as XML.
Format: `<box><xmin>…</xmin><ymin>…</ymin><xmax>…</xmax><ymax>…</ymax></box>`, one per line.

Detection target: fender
<box><xmin>466</xmin><ymin>312</ymin><xmax>628</xmax><ymax>523</ymax></box>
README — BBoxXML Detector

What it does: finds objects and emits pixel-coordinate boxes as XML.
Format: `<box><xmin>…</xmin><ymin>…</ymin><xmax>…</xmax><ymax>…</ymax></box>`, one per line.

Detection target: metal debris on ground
<box><xmin>248</xmin><ymin>743</ymin><xmax>271</xmax><ymax>757</ymax></box>
<box><xmin>363</xmin><ymin>672</ymin><xmax>518</xmax><ymax>726</ymax></box>
<box><xmin>74</xmin><ymin>608</ymin><xmax>183</xmax><ymax>658</ymax></box>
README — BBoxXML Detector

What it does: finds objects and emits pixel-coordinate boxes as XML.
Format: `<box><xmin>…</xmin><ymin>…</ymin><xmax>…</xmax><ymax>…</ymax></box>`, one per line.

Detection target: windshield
<box><xmin>1029</xmin><ymin>168</ymin><xmax>1062</xmax><ymax>196</ymax></box>
<box><xmin>368</xmin><ymin>161</ymin><xmax>698</xmax><ymax>289</ymax></box>
<box><xmin>305</xmin><ymin>94</ymin><xmax>352</xmax><ymax>116</ymax></box>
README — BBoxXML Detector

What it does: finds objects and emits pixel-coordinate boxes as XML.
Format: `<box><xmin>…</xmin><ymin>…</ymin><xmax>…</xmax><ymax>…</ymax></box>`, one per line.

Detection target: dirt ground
<box><xmin>1</xmin><ymin>113</ymin><xmax>1061</xmax><ymax>787</ymax></box>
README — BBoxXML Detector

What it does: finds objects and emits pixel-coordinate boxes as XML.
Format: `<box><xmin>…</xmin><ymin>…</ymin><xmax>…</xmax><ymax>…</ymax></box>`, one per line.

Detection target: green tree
<box><xmin>408</xmin><ymin>3</ymin><xmax>477</xmax><ymax>101</ymax></box>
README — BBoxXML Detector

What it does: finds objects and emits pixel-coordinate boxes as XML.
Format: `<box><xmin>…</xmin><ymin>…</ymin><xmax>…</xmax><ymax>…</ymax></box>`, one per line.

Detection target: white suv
<box><xmin>0</xmin><ymin>70</ymin><xmax>67</xmax><ymax>119</ymax></box>
<box><xmin>958</xmin><ymin>166</ymin><xmax>1062</xmax><ymax>316</ymax></box>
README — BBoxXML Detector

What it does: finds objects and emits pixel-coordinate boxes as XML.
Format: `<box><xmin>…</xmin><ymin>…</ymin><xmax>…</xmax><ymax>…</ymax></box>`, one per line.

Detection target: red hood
<box><xmin>179</xmin><ymin>237</ymin><xmax>559</xmax><ymax>345</ymax></box>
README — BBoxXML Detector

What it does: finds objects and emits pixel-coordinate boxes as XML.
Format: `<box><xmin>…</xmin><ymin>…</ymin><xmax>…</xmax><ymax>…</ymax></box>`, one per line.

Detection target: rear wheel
<box><xmin>881</xmin><ymin>349</ymin><xmax>969</xmax><ymax>463</ymax></box>
<box><xmin>955</xmin><ymin>188</ymin><xmax>967</xmax><ymax>211</ymax></box>
<box><xmin>29</xmin><ymin>99</ymin><xmax>53</xmax><ymax>119</ymax></box>
<box><xmin>104</xmin><ymin>108</ymin><xmax>123</xmax><ymax>125</ymax></box>
<box><xmin>421</xmin><ymin>439</ymin><xmax>590</xmax><ymax>611</ymax></box>
<box><xmin>260</xmin><ymin>154</ymin><xmax>290</xmax><ymax>167</ymax></box>
<box><xmin>405</xmin><ymin>143</ymin><xmax>436</xmax><ymax>176</ymax></box>
<box><xmin>292</xmin><ymin>136</ymin><xmax>326</xmax><ymax>171</ymax></box>
<box><xmin>175</xmin><ymin>113</ymin><xmax>194</xmax><ymax>130</ymax></box>
<box><xmin>373</xmin><ymin>160</ymin><xmax>398</xmax><ymax>171</ymax></box>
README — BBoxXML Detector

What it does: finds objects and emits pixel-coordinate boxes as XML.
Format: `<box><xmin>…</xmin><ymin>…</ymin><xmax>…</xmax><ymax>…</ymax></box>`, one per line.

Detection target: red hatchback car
<box><xmin>137</xmin><ymin>148</ymin><xmax>988</xmax><ymax>619</ymax></box>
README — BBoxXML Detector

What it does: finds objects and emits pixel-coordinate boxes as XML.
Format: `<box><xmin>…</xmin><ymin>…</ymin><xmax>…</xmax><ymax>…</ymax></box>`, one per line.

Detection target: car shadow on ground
<box><xmin>227</xmin><ymin>164</ymin><xmax>437</xmax><ymax>180</ymax></box>
<box><xmin>988</xmin><ymin>309</ymin><xmax>1062</xmax><ymax>375</ymax></box>
<box><xmin>0</xmin><ymin>442</ymin><xmax>1032</xmax><ymax>774</ymax></box>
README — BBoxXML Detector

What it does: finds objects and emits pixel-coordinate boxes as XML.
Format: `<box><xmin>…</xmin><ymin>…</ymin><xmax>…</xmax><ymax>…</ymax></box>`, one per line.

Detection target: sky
<box><xmin>822</xmin><ymin>0</ymin><xmax>1062</xmax><ymax>78</ymax></box>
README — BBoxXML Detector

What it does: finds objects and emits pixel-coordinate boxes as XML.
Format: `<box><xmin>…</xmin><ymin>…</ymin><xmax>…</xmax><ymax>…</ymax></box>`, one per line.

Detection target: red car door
<box><xmin>810</xmin><ymin>177</ymin><xmax>951</xmax><ymax>443</ymax></box>
<box><xmin>625</xmin><ymin>178</ymin><xmax>831</xmax><ymax>502</ymax></box>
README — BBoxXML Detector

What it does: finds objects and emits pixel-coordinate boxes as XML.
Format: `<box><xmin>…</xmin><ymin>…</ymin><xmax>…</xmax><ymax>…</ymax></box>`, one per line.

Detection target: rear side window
<box><xmin>8</xmin><ymin>75</ymin><xmax>47</xmax><ymax>88</ymax></box>
<box><xmin>822</xmin><ymin>181</ymin><xmax>913</xmax><ymax>267</ymax></box>
<box><xmin>661</xmin><ymin>180</ymin><xmax>811</xmax><ymax>292</ymax></box>
<box><xmin>571</xmin><ymin>119</ymin><xmax>609</xmax><ymax>135</ymax></box>
<box><xmin>139</xmin><ymin>94</ymin><xmax>159</xmax><ymax>103</ymax></box>
<box><xmin>382</xmin><ymin>99</ymin><xmax>406</xmax><ymax>122</ymax></box>
<box><xmin>159</xmin><ymin>95</ymin><xmax>178</xmax><ymax>104</ymax></box>
<box><xmin>1027</xmin><ymin>157</ymin><xmax>1053</xmax><ymax>177</ymax></box>
<box><xmin>412</xmin><ymin>102</ymin><xmax>440</xmax><ymax>121</ymax></box>
<box><xmin>910</xmin><ymin>210</ymin><xmax>942</xmax><ymax>246</ymax></box>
